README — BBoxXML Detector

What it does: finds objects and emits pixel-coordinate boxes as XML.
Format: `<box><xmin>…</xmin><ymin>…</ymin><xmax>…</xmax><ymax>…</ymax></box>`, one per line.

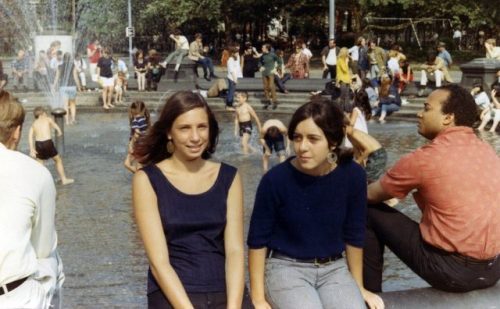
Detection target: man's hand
<box><xmin>30</xmin><ymin>149</ymin><xmax>37</xmax><ymax>158</ymax></box>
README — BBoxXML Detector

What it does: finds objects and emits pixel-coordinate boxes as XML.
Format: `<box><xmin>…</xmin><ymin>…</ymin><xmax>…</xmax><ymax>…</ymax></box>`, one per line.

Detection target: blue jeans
<box><xmin>373</xmin><ymin>103</ymin><xmax>400</xmax><ymax>118</ymax></box>
<box><xmin>274</xmin><ymin>73</ymin><xmax>291</xmax><ymax>93</ymax></box>
<box><xmin>226</xmin><ymin>79</ymin><xmax>236</xmax><ymax>107</ymax></box>
<box><xmin>163</xmin><ymin>49</ymin><xmax>188</xmax><ymax>70</ymax></box>
<box><xmin>264</xmin><ymin>257</ymin><xmax>365</xmax><ymax>309</ymax></box>
<box><xmin>196</xmin><ymin>57</ymin><xmax>215</xmax><ymax>77</ymax></box>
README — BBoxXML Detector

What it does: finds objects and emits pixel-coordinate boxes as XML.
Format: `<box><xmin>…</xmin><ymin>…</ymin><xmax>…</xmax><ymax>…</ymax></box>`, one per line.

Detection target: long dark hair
<box><xmin>134</xmin><ymin>91</ymin><xmax>219</xmax><ymax>165</ymax></box>
<box><xmin>288</xmin><ymin>98</ymin><xmax>352</xmax><ymax>164</ymax></box>
<box><xmin>353</xmin><ymin>91</ymin><xmax>372</xmax><ymax>120</ymax></box>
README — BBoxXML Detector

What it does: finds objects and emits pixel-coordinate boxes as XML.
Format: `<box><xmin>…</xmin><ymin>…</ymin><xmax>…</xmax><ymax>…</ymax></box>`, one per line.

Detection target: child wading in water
<box><xmin>28</xmin><ymin>106</ymin><xmax>74</xmax><ymax>185</ymax></box>
<box><xmin>233</xmin><ymin>91</ymin><xmax>261</xmax><ymax>154</ymax></box>
<box><xmin>124</xmin><ymin>101</ymin><xmax>151</xmax><ymax>172</ymax></box>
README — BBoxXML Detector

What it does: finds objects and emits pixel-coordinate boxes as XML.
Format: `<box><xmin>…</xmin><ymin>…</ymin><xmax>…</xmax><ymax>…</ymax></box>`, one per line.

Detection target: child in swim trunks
<box><xmin>28</xmin><ymin>106</ymin><xmax>74</xmax><ymax>185</ymax></box>
<box><xmin>259</xmin><ymin>119</ymin><xmax>289</xmax><ymax>172</ymax></box>
<box><xmin>233</xmin><ymin>91</ymin><xmax>262</xmax><ymax>154</ymax></box>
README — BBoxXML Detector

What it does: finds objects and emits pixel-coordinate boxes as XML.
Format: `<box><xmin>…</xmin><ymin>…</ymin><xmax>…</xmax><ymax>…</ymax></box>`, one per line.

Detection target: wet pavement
<box><xmin>16</xmin><ymin>111</ymin><xmax>500</xmax><ymax>308</ymax></box>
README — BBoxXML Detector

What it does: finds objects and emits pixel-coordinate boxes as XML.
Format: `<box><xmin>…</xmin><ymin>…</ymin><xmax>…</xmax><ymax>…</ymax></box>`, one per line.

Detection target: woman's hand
<box><xmin>361</xmin><ymin>288</ymin><xmax>385</xmax><ymax>309</ymax></box>
<box><xmin>252</xmin><ymin>299</ymin><xmax>272</xmax><ymax>309</ymax></box>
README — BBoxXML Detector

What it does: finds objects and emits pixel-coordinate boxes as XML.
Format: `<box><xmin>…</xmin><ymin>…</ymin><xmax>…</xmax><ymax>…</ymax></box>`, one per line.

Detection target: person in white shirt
<box><xmin>453</xmin><ymin>29</ymin><xmax>462</xmax><ymax>50</ymax></box>
<box><xmin>321</xmin><ymin>39</ymin><xmax>340</xmax><ymax>79</ymax></box>
<box><xmin>0</xmin><ymin>91</ymin><xmax>64</xmax><ymax>309</ymax></box>
<box><xmin>471</xmin><ymin>83</ymin><xmax>491</xmax><ymax>110</ymax></box>
<box><xmin>485</xmin><ymin>38</ymin><xmax>500</xmax><ymax>60</ymax></box>
<box><xmin>301</xmin><ymin>42</ymin><xmax>312</xmax><ymax>60</ymax></box>
<box><xmin>225</xmin><ymin>46</ymin><xmax>243</xmax><ymax>109</ymax></box>
<box><xmin>161</xmin><ymin>29</ymin><xmax>189</xmax><ymax>82</ymax></box>
<box><xmin>349</xmin><ymin>43</ymin><xmax>360</xmax><ymax>75</ymax></box>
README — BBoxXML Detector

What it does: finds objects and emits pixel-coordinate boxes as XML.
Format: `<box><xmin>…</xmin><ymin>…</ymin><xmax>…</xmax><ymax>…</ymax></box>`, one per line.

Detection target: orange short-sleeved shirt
<box><xmin>380</xmin><ymin>127</ymin><xmax>500</xmax><ymax>259</ymax></box>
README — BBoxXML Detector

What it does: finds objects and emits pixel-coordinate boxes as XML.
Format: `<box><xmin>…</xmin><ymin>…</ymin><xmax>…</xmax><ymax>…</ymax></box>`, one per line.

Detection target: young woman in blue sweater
<box><xmin>247</xmin><ymin>98</ymin><xmax>384</xmax><ymax>309</ymax></box>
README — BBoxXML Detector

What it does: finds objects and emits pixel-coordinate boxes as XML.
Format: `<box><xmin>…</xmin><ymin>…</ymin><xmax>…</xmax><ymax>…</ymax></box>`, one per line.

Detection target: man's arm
<box><xmin>367</xmin><ymin>180</ymin><xmax>394</xmax><ymax>204</ymax></box>
<box><xmin>28</xmin><ymin>126</ymin><xmax>37</xmax><ymax>158</ymax></box>
<box><xmin>31</xmin><ymin>170</ymin><xmax>58</xmax><ymax>258</ymax></box>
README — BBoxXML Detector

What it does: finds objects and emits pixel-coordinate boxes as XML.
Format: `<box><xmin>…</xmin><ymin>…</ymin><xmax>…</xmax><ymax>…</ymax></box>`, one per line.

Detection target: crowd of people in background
<box><xmin>1</xmin><ymin>28</ymin><xmax>500</xmax><ymax>308</ymax></box>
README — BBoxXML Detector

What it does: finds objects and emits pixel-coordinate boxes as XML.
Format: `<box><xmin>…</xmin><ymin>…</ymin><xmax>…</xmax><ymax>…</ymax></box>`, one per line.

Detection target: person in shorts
<box><xmin>259</xmin><ymin>119</ymin><xmax>289</xmax><ymax>172</ymax></box>
<box><xmin>53</xmin><ymin>53</ymin><xmax>79</xmax><ymax>125</ymax></box>
<box><xmin>28</xmin><ymin>107</ymin><xmax>74</xmax><ymax>185</ymax></box>
<box><xmin>233</xmin><ymin>91</ymin><xmax>261</xmax><ymax>154</ymax></box>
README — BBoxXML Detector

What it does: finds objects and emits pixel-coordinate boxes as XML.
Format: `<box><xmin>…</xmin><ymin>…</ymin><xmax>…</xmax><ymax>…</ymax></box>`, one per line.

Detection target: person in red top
<box><xmin>364</xmin><ymin>84</ymin><xmax>500</xmax><ymax>293</ymax></box>
<box><xmin>86</xmin><ymin>38</ymin><xmax>101</xmax><ymax>82</ymax></box>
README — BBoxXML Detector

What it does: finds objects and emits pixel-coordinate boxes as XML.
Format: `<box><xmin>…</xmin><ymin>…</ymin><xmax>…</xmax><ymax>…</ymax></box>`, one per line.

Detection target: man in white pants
<box><xmin>0</xmin><ymin>91</ymin><xmax>64</xmax><ymax>308</ymax></box>
<box><xmin>418</xmin><ymin>52</ymin><xmax>451</xmax><ymax>97</ymax></box>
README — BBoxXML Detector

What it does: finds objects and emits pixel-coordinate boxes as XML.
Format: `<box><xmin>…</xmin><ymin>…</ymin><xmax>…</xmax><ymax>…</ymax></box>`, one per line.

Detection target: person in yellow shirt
<box><xmin>337</xmin><ymin>47</ymin><xmax>352</xmax><ymax>111</ymax></box>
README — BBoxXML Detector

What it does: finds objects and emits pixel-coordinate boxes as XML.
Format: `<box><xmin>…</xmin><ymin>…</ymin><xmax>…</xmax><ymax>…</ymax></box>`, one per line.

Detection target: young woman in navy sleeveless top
<box><xmin>132</xmin><ymin>91</ymin><xmax>247</xmax><ymax>308</ymax></box>
<box><xmin>247</xmin><ymin>99</ymin><xmax>384</xmax><ymax>309</ymax></box>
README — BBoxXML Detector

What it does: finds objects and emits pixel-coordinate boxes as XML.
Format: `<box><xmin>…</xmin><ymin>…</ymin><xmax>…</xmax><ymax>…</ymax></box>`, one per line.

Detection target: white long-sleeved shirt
<box><xmin>0</xmin><ymin>143</ymin><xmax>62</xmax><ymax>305</ymax></box>
<box><xmin>227</xmin><ymin>57</ymin><xmax>242</xmax><ymax>82</ymax></box>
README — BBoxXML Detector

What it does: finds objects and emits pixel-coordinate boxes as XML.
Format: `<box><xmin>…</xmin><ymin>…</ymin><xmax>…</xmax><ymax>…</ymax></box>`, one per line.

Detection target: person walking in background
<box><xmin>226</xmin><ymin>46</ymin><xmax>242</xmax><ymax>109</ymax></box>
<box><xmin>97</xmin><ymin>48</ymin><xmax>115</xmax><ymax>109</ymax></box>
<box><xmin>0</xmin><ymin>91</ymin><xmax>65</xmax><ymax>309</ymax></box>
<box><xmin>248</xmin><ymin>99</ymin><xmax>384</xmax><ymax>309</ymax></box>
<box><xmin>321</xmin><ymin>39</ymin><xmax>339</xmax><ymax>80</ymax></box>
<box><xmin>356</xmin><ymin>37</ymin><xmax>369</xmax><ymax>80</ymax></box>
<box><xmin>260</xmin><ymin>43</ymin><xmax>282</xmax><ymax>110</ymax></box>
<box><xmin>132</xmin><ymin>91</ymin><xmax>250</xmax><ymax>308</ymax></box>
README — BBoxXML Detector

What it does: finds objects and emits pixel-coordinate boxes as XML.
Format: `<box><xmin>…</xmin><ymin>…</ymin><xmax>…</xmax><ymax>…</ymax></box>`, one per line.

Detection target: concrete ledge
<box><xmin>380</xmin><ymin>283</ymin><xmax>500</xmax><ymax>309</ymax></box>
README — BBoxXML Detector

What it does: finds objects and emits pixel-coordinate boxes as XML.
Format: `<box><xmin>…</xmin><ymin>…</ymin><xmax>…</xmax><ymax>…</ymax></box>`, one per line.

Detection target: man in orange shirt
<box><xmin>364</xmin><ymin>84</ymin><xmax>500</xmax><ymax>293</ymax></box>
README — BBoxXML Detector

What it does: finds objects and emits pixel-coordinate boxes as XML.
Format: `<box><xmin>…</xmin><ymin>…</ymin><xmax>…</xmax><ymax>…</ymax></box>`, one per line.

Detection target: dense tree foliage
<box><xmin>0</xmin><ymin>0</ymin><xmax>497</xmax><ymax>54</ymax></box>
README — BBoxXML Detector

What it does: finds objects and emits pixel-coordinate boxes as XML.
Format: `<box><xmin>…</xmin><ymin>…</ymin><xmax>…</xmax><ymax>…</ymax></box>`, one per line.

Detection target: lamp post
<box><xmin>329</xmin><ymin>0</ymin><xmax>335</xmax><ymax>39</ymax></box>
<box><xmin>127</xmin><ymin>0</ymin><xmax>133</xmax><ymax>67</ymax></box>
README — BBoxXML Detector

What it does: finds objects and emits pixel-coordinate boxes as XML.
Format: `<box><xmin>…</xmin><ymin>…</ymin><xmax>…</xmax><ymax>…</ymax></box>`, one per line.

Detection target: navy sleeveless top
<box><xmin>142</xmin><ymin>162</ymin><xmax>237</xmax><ymax>294</ymax></box>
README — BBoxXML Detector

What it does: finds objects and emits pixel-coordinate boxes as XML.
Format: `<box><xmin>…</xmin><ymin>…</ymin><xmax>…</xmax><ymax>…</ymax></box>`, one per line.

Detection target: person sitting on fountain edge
<box><xmin>363</xmin><ymin>84</ymin><xmax>500</xmax><ymax>293</ymax></box>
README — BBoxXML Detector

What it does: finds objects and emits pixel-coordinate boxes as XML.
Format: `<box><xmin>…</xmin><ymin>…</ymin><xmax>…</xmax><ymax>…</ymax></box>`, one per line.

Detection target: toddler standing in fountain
<box><xmin>233</xmin><ymin>91</ymin><xmax>262</xmax><ymax>154</ymax></box>
<box><xmin>28</xmin><ymin>107</ymin><xmax>74</xmax><ymax>185</ymax></box>
<box><xmin>124</xmin><ymin>101</ymin><xmax>151</xmax><ymax>173</ymax></box>
<box><xmin>114</xmin><ymin>71</ymin><xmax>126</xmax><ymax>104</ymax></box>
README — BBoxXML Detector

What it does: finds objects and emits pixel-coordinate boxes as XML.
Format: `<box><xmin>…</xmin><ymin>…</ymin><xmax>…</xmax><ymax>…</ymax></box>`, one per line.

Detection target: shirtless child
<box><xmin>260</xmin><ymin>119</ymin><xmax>289</xmax><ymax>172</ymax></box>
<box><xmin>29</xmin><ymin>106</ymin><xmax>74</xmax><ymax>185</ymax></box>
<box><xmin>233</xmin><ymin>91</ymin><xmax>262</xmax><ymax>154</ymax></box>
